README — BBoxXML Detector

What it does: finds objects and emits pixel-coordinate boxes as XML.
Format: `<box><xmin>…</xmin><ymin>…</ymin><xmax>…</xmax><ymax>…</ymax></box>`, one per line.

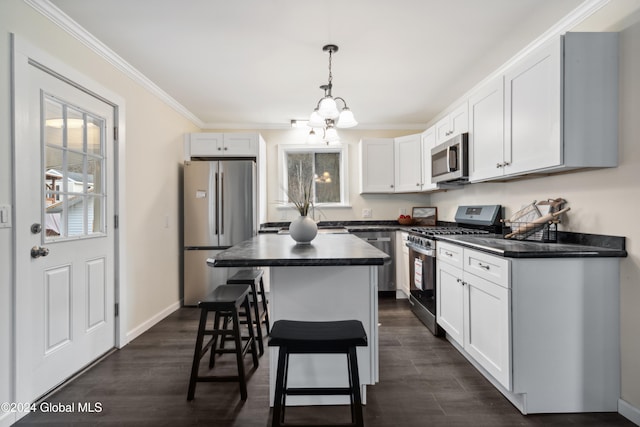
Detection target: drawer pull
<box><xmin>444</xmin><ymin>251</ymin><xmax>453</xmax><ymax>257</ymax></box>
<box><xmin>477</xmin><ymin>262</ymin><xmax>490</xmax><ymax>270</ymax></box>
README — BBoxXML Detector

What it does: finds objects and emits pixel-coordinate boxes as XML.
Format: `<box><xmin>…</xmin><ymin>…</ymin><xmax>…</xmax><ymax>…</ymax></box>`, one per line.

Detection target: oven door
<box><xmin>408</xmin><ymin>244</ymin><xmax>442</xmax><ymax>335</ymax></box>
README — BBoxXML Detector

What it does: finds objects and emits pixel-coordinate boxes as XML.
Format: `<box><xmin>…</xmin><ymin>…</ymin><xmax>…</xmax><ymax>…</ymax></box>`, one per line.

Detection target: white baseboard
<box><xmin>619</xmin><ymin>399</ymin><xmax>640</xmax><ymax>426</ymax></box>
<box><xmin>126</xmin><ymin>300</ymin><xmax>181</xmax><ymax>342</ymax></box>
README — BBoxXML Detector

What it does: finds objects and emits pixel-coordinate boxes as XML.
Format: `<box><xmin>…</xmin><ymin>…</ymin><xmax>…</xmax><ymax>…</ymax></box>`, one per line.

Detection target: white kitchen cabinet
<box><xmin>188</xmin><ymin>132</ymin><xmax>259</xmax><ymax>157</ymax></box>
<box><xmin>468</xmin><ymin>76</ymin><xmax>505</xmax><ymax>182</ymax></box>
<box><xmin>436</xmin><ymin>242</ymin><xmax>511</xmax><ymax>389</ymax></box>
<box><xmin>436</xmin><ymin>240</ymin><xmax>621</xmax><ymax>414</ymax></box>
<box><xmin>420</xmin><ymin>126</ymin><xmax>438</xmax><ymax>191</ymax></box>
<box><xmin>395</xmin><ymin>231</ymin><xmax>410</xmax><ymax>299</ymax></box>
<box><xmin>435</xmin><ymin>101</ymin><xmax>468</xmax><ymax>145</ymax></box>
<box><xmin>436</xmin><ymin>259</ymin><xmax>464</xmax><ymax>345</ymax></box>
<box><xmin>394</xmin><ymin>134</ymin><xmax>422</xmax><ymax>192</ymax></box>
<box><xmin>468</xmin><ymin>32</ymin><xmax>618</xmax><ymax>183</ymax></box>
<box><xmin>462</xmin><ymin>250</ymin><xmax>511</xmax><ymax>389</ymax></box>
<box><xmin>359</xmin><ymin>138</ymin><xmax>395</xmax><ymax>193</ymax></box>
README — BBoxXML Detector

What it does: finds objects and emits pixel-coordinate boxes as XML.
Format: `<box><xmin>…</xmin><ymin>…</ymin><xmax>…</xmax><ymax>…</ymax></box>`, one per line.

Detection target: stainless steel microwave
<box><xmin>431</xmin><ymin>133</ymin><xmax>469</xmax><ymax>184</ymax></box>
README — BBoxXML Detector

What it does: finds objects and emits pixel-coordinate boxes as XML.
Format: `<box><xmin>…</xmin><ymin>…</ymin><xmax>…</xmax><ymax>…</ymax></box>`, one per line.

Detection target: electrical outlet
<box><xmin>362</xmin><ymin>208</ymin><xmax>372</xmax><ymax>218</ymax></box>
<box><xmin>399</xmin><ymin>208</ymin><xmax>407</xmax><ymax>216</ymax></box>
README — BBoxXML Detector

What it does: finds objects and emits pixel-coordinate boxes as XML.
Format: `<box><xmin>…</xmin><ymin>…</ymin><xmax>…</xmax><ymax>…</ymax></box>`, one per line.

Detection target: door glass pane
<box><xmin>43</xmin><ymin>94</ymin><xmax>106</xmax><ymax>241</ymax></box>
<box><xmin>86</xmin><ymin>116</ymin><xmax>102</xmax><ymax>156</ymax></box>
<box><xmin>66</xmin><ymin>151</ymin><xmax>86</xmax><ymax>192</ymax></box>
<box><xmin>66</xmin><ymin>107</ymin><xmax>85</xmax><ymax>153</ymax></box>
<box><xmin>44</xmin><ymin>98</ymin><xmax>63</xmax><ymax>147</ymax></box>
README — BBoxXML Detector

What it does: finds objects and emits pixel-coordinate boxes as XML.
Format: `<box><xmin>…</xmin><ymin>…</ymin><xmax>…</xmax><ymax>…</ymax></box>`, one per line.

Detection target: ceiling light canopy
<box><xmin>307</xmin><ymin>44</ymin><xmax>357</xmax><ymax>144</ymax></box>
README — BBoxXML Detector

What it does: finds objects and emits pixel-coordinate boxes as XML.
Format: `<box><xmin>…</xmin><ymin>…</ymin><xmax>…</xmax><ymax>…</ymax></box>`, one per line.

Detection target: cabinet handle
<box><xmin>444</xmin><ymin>251</ymin><xmax>453</xmax><ymax>257</ymax></box>
<box><xmin>503</xmin><ymin>161</ymin><xmax>510</xmax><ymax>166</ymax></box>
<box><xmin>390</xmin><ymin>184</ymin><xmax>394</xmax><ymax>188</ymax></box>
<box><xmin>224</xmin><ymin>147</ymin><xmax>228</xmax><ymax>151</ymax></box>
<box><xmin>496</xmin><ymin>163</ymin><xmax>502</xmax><ymax>168</ymax></box>
<box><xmin>477</xmin><ymin>262</ymin><xmax>490</xmax><ymax>270</ymax></box>
<box><xmin>416</xmin><ymin>183</ymin><xmax>420</xmax><ymax>187</ymax></box>
<box><xmin>456</xmin><ymin>278</ymin><xmax>462</xmax><ymax>283</ymax></box>
<box><xmin>217</xmin><ymin>147</ymin><xmax>222</xmax><ymax>151</ymax></box>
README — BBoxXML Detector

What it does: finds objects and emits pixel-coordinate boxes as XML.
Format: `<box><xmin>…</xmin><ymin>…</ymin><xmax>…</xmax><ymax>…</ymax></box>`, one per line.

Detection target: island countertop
<box><xmin>209</xmin><ymin>233</ymin><xmax>391</xmax><ymax>267</ymax></box>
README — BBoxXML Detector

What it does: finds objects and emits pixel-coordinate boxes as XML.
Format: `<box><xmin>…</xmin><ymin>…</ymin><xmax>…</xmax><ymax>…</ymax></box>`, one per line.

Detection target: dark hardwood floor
<box><xmin>16</xmin><ymin>297</ymin><xmax>633</xmax><ymax>426</ymax></box>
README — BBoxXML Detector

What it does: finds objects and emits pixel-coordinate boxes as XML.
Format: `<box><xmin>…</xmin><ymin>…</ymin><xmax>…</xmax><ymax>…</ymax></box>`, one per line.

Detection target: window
<box><xmin>278</xmin><ymin>144</ymin><xmax>349</xmax><ymax>209</ymax></box>
<box><xmin>43</xmin><ymin>94</ymin><xmax>106</xmax><ymax>240</ymax></box>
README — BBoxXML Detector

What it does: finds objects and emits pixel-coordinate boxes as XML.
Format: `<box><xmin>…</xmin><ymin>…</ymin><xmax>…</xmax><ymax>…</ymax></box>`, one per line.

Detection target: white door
<box><xmin>14</xmin><ymin>59</ymin><xmax>116</xmax><ymax>403</ymax></box>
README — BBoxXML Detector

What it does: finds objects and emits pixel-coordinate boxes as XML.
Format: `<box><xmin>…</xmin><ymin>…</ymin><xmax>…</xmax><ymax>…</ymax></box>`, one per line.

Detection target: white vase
<box><xmin>289</xmin><ymin>215</ymin><xmax>318</xmax><ymax>244</ymax></box>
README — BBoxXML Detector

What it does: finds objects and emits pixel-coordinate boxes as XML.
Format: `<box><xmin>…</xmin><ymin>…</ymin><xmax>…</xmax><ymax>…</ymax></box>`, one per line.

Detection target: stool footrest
<box><xmin>285</xmin><ymin>387</ymin><xmax>353</xmax><ymax>396</ymax></box>
<box><xmin>196</xmin><ymin>375</ymin><xmax>241</xmax><ymax>382</ymax></box>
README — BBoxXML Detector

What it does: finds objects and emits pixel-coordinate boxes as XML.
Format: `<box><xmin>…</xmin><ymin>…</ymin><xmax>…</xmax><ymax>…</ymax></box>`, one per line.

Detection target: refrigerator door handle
<box><xmin>214</xmin><ymin>172</ymin><xmax>219</xmax><ymax>234</ymax></box>
<box><xmin>220</xmin><ymin>172</ymin><xmax>224</xmax><ymax>235</ymax></box>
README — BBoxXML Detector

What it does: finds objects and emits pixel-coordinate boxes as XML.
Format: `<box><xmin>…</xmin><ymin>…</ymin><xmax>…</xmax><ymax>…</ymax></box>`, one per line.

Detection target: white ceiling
<box><xmin>46</xmin><ymin>0</ymin><xmax>591</xmax><ymax>129</ymax></box>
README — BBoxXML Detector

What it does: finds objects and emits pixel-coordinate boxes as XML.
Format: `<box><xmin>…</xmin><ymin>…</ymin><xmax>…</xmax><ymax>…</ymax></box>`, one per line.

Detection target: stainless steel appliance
<box><xmin>431</xmin><ymin>133</ymin><xmax>469</xmax><ymax>183</ymax></box>
<box><xmin>353</xmin><ymin>231</ymin><xmax>396</xmax><ymax>294</ymax></box>
<box><xmin>406</xmin><ymin>205</ymin><xmax>501</xmax><ymax>335</ymax></box>
<box><xmin>183</xmin><ymin>159</ymin><xmax>256</xmax><ymax>305</ymax></box>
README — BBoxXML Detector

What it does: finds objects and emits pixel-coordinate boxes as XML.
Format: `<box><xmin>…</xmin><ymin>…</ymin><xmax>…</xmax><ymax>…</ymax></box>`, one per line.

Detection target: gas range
<box><xmin>406</xmin><ymin>205</ymin><xmax>502</xmax><ymax>336</ymax></box>
<box><xmin>407</xmin><ymin>205</ymin><xmax>502</xmax><ymax>250</ymax></box>
<box><xmin>407</xmin><ymin>226</ymin><xmax>490</xmax><ymax>250</ymax></box>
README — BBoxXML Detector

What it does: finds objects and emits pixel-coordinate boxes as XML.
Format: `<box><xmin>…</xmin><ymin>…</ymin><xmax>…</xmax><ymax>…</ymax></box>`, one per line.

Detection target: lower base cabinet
<box><xmin>436</xmin><ymin>241</ymin><xmax>620</xmax><ymax>414</ymax></box>
<box><xmin>436</xmin><ymin>242</ymin><xmax>510</xmax><ymax>389</ymax></box>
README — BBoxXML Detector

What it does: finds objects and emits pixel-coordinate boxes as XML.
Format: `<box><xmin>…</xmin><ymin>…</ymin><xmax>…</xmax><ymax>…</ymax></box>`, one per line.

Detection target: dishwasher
<box><xmin>353</xmin><ymin>231</ymin><xmax>395</xmax><ymax>294</ymax></box>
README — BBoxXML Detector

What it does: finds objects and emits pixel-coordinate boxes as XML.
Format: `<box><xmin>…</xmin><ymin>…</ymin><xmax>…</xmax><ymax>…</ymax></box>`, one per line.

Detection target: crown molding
<box><xmin>24</xmin><ymin>0</ymin><xmax>205</xmax><ymax>128</ymax></box>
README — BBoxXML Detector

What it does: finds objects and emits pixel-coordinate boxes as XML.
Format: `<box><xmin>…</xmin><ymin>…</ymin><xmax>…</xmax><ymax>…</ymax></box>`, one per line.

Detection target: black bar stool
<box><xmin>187</xmin><ymin>284</ymin><xmax>259</xmax><ymax>401</ymax></box>
<box><xmin>227</xmin><ymin>269</ymin><xmax>270</xmax><ymax>355</ymax></box>
<box><xmin>268</xmin><ymin>319</ymin><xmax>368</xmax><ymax>427</ymax></box>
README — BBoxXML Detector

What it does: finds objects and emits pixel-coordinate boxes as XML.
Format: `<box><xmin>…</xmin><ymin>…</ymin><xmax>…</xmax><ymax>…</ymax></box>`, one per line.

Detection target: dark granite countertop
<box><xmin>260</xmin><ymin>221</ymin><xmax>414</xmax><ymax>234</ymax></box>
<box><xmin>209</xmin><ymin>233</ymin><xmax>391</xmax><ymax>267</ymax></box>
<box><xmin>436</xmin><ymin>234</ymin><xmax>627</xmax><ymax>258</ymax></box>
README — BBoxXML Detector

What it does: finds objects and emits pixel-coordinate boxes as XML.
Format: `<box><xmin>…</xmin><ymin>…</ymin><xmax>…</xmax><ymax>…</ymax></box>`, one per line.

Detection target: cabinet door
<box><xmin>449</xmin><ymin>102</ymin><xmax>469</xmax><ymax>137</ymax></box>
<box><xmin>504</xmin><ymin>36</ymin><xmax>562</xmax><ymax>176</ymax></box>
<box><xmin>436</xmin><ymin>260</ymin><xmax>464</xmax><ymax>345</ymax></box>
<box><xmin>435</xmin><ymin>102</ymin><xmax>469</xmax><ymax>145</ymax></box>
<box><xmin>469</xmin><ymin>77</ymin><xmax>505</xmax><ymax>182</ymax></box>
<box><xmin>223</xmin><ymin>133</ymin><xmax>258</xmax><ymax>156</ymax></box>
<box><xmin>359</xmin><ymin>139</ymin><xmax>395</xmax><ymax>193</ymax></box>
<box><xmin>190</xmin><ymin>133</ymin><xmax>223</xmax><ymax>156</ymax></box>
<box><xmin>394</xmin><ymin>134</ymin><xmax>422</xmax><ymax>192</ymax></box>
<box><xmin>396</xmin><ymin>232</ymin><xmax>410</xmax><ymax>298</ymax></box>
<box><xmin>420</xmin><ymin>127</ymin><xmax>438</xmax><ymax>191</ymax></box>
<box><xmin>464</xmin><ymin>272</ymin><xmax>511</xmax><ymax>389</ymax></box>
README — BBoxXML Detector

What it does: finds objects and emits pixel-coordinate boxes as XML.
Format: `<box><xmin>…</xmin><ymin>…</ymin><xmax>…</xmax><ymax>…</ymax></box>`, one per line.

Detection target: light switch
<box><xmin>0</xmin><ymin>204</ymin><xmax>11</xmax><ymax>228</ymax></box>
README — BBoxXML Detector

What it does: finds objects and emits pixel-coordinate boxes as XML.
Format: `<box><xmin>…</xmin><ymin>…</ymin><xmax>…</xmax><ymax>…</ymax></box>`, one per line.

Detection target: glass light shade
<box><xmin>307</xmin><ymin>129</ymin><xmax>320</xmax><ymax>144</ymax></box>
<box><xmin>318</xmin><ymin>96</ymin><xmax>340</xmax><ymax>119</ymax></box>
<box><xmin>324</xmin><ymin>125</ymin><xmax>340</xmax><ymax>143</ymax></box>
<box><xmin>308</xmin><ymin>109</ymin><xmax>325</xmax><ymax>128</ymax></box>
<box><xmin>336</xmin><ymin>108</ymin><xmax>358</xmax><ymax>128</ymax></box>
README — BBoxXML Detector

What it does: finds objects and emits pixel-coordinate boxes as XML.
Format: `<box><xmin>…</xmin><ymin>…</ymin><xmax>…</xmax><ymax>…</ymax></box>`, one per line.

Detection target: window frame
<box><xmin>277</xmin><ymin>144</ymin><xmax>350</xmax><ymax>210</ymax></box>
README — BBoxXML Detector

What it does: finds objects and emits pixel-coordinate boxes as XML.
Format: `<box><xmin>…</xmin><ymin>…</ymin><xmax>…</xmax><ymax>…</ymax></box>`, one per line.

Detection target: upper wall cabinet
<box><xmin>359</xmin><ymin>138</ymin><xmax>396</xmax><ymax>193</ymax></box>
<box><xmin>188</xmin><ymin>132</ymin><xmax>259</xmax><ymax>158</ymax></box>
<box><xmin>469</xmin><ymin>32</ymin><xmax>618</xmax><ymax>183</ymax></box>
<box><xmin>435</xmin><ymin>101</ymin><xmax>469</xmax><ymax>145</ymax></box>
<box><xmin>421</xmin><ymin>126</ymin><xmax>439</xmax><ymax>192</ymax></box>
<box><xmin>394</xmin><ymin>134</ymin><xmax>423</xmax><ymax>192</ymax></box>
<box><xmin>468</xmin><ymin>76</ymin><xmax>506</xmax><ymax>181</ymax></box>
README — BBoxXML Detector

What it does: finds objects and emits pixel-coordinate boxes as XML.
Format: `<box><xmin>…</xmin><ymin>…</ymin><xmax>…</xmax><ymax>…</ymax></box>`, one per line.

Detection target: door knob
<box><xmin>31</xmin><ymin>246</ymin><xmax>49</xmax><ymax>259</ymax></box>
<box><xmin>31</xmin><ymin>223</ymin><xmax>42</xmax><ymax>234</ymax></box>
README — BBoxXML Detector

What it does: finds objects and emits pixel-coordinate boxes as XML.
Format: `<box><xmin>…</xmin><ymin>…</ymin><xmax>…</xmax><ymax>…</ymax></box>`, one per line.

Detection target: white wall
<box><xmin>0</xmin><ymin>3</ymin><xmax>198</xmax><ymax>423</ymax></box>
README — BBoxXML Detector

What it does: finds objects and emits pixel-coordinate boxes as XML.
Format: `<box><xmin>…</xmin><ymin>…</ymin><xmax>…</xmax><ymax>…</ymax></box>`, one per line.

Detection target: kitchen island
<box><xmin>209</xmin><ymin>233</ymin><xmax>390</xmax><ymax>406</ymax></box>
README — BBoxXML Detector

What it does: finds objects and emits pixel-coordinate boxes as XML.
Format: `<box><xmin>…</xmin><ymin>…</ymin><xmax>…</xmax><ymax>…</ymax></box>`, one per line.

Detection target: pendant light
<box><xmin>307</xmin><ymin>44</ymin><xmax>357</xmax><ymax>144</ymax></box>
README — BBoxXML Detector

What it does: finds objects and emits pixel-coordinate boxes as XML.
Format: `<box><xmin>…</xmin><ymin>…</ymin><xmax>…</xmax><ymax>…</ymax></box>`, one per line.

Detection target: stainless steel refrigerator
<box><xmin>183</xmin><ymin>159</ymin><xmax>256</xmax><ymax>305</ymax></box>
